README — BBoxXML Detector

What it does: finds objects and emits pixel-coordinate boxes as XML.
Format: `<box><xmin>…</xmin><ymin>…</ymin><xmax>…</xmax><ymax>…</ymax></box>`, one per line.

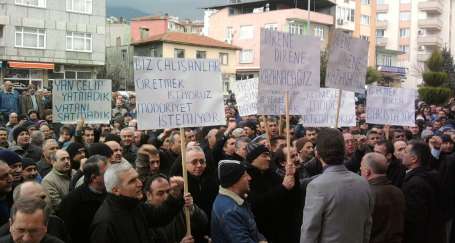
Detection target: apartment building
<box><xmin>203</xmin><ymin>0</ymin><xmax>335</xmax><ymax>81</ymax></box>
<box><xmin>376</xmin><ymin>0</ymin><xmax>455</xmax><ymax>88</ymax></box>
<box><xmin>0</xmin><ymin>0</ymin><xmax>106</xmax><ymax>89</ymax></box>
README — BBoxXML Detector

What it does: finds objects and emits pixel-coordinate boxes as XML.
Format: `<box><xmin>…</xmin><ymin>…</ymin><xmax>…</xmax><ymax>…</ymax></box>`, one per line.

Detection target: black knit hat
<box><xmin>218</xmin><ymin>160</ymin><xmax>247</xmax><ymax>188</ymax></box>
<box><xmin>22</xmin><ymin>157</ymin><xmax>37</xmax><ymax>169</ymax></box>
<box><xmin>12</xmin><ymin>126</ymin><xmax>29</xmax><ymax>143</ymax></box>
<box><xmin>0</xmin><ymin>150</ymin><xmax>22</xmax><ymax>166</ymax></box>
<box><xmin>246</xmin><ymin>143</ymin><xmax>269</xmax><ymax>163</ymax></box>
<box><xmin>87</xmin><ymin>143</ymin><xmax>113</xmax><ymax>158</ymax></box>
<box><xmin>66</xmin><ymin>142</ymin><xmax>86</xmax><ymax>160</ymax></box>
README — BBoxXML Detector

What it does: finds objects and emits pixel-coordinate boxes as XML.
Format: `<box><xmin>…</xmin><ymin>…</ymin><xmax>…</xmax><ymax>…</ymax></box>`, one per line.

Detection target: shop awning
<box><xmin>8</xmin><ymin>61</ymin><xmax>54</xmax><ymax>70</ymax></box>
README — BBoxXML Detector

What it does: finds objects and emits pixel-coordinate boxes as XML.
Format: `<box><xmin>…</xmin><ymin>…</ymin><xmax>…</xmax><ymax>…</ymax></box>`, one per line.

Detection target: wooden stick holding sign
<box><xmin>285</xmin><ymin>91</ymin><xmax>291</xmax><ymax>165</ymax></box>
<box><xmin>179</xmin><ymin>128</ymin><xmax>192</xmax><ymax>236</ymax></box>
<box><xmin>335</xmin><ymin>89</ymin><xmax>343</xmax><ymax>128</ymax></box>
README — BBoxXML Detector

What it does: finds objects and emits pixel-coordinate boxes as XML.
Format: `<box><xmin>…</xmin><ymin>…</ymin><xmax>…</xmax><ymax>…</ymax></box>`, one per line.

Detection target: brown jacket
<box><xmin>20</xmin><ymin>94</ymin><xmax>45</xmax><ymax>118</ymax></box>
<box><xmin>369</xmin><ymin>175</ymin><xmax>406</xmax><ymax>243</ymax></box>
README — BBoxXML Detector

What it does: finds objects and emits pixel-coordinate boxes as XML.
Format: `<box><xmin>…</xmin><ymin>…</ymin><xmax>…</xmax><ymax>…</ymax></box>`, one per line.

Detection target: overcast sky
<box><xmin>107</xmin><ymin>0</ymin><xmax>226</xmax><ymax>19</ymax></box>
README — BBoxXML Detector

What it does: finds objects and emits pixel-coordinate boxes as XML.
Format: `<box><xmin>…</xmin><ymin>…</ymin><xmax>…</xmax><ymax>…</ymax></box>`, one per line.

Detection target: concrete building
<box><xmin>130</xmin><ymin>15</ymin><xmax>204</xmax><ymax>43</ymax></box>
<box><xmin>203</xmin><ymin>0</ymin><xmax>335</xmax><ymax>81</ymax></box>
<box><xmin>332</xmin><ymin>0</ymin><xmax>377</xmax><ymax>66</ymax></box>
<box><xmin>376</xmin><ymin>0</ymin><xmax>455</xmax><ymax>88</ymax></box>
<box><xmin>0</xmin><ymin>0</ymin><xmax>106</xmax><ymax>89</ymax></box>
<box><xmin>376</xmin><ymin>47</ymin><xmax>406</xmax><ymax>87</ymax></box>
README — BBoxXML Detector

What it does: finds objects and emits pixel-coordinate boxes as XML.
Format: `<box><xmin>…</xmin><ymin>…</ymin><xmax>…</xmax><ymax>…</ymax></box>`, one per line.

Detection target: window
<box><xmin>196</xmin><ymin>51</ymin><xmax>206</xmax><ymax>59</ymax></box>
<box><xmin>139</xmin><ymin>28</ymin><xmax>149</xmax><ymax>41</ymax></box>
<box><xmin>121</xmin><ymin>49</ymin><xmax>127</xmax><ymax>61</ymax></box>
<box><xmin>239</xmin><ymin>25</ymin><xmax>254</xmax><ymax>39</ymax></box>
<box><xmin>399</xmin><ymin>45</ymin><xmax>409</xmax><ymax>53</ymax></box>
<box><xmin>289</xmin><ymin>22</ymin><xmax>307</xmax><ymax>35</ymax></box>
<box><xmin>239</xmin><ymin>49</ymin><xmax>253</xmax><ymax>64</ymax></box>
<box><xmin>15</xmin><ymin>27</ymin><xmax>45</xmax><ymax>49</ymax></box>
<box><xmin>66</xmin><ymin>32</ymin><xmax>92</xmax><ymax>52</ymax></box>
<box><xmin>264</xmin><ymin>23</ymin><xmax>278</xmax><ymax>31</ymax></box>
<box><xmin>361</xmin><ymin>0</ymin><xmax>370</xmax><ymax>4</ymax></box>
<box><xmin>418</xmin><ymin>29</ymin><xmax>426</xmax><ymax>36</ymax></box>
<box><xmin>336</xmin><ymin>7</ymin><xmax>355</xmax><ymax>23</ymax></box>
<box><xmin>381</xmin><ymin>55</ymin><xmax>392</xmax><ymax>66</ymax></box>
<box><xmin>65</xmin><ymin>71</ymin><xmax>92</xmax><ymax>79</ymax></box>
<box><xmin>66</xmin><ymin>0</ymin><xmax>92</xmax><ymax>14</ymax></box>
<box><xmin>377</xmin><ymin>13</ymin><xmax>387</xmax><ymax>21</ymax></box>
<box><xmin>174</xmin><ymin>48</ymin><xmax>185</xmax><ymax>58</ymax></box>
<box><xmin>399</xmin><ymin>12</ymin><xmax>411</xmax><ymax>21</ymax></box>
<box><xmin>225</xmin><ymin>27</ymin><xmax>233</xmax><ymax>43</ymax></box>
<box><xmin>314</xmin><ymin>26</ymin><xmax>324</xmax><ymax>40</ymax></box>
<box><xmin>399</xmin><ymin>28</ymin><xmax>410</xmax><ymax>37</ymax></box>
<box><xmin>15</xmin><ymin>0</ymin><xmax>46</xmax><ymax>8</ymax></box>
<box><xmin>77</xmin><ymin>71</ymin><xmax>92</xmax><ymax>79</ymax></box>
<box><xmin>150</xmin><ymin>48</ymin><xmax>159</xmax><ymax>57</ymax></box>
<box><xmin>219</xmin><ymin>53</ymin><xmax>229</xmax><ymax>65</ymax></box>
<box><xmin>360</xmin><ymin>35</ymin><xmax>370</xmax><ymax>41</ymax></box>
<box><xmin>361</xmin><ymin>15</ymin><xmax>370</xmax><ymax>25</ymax></box>
<box><xmin>376</xmin><ymin>29</ymin><xmax>385</xmax><ymax>37</ymax></box>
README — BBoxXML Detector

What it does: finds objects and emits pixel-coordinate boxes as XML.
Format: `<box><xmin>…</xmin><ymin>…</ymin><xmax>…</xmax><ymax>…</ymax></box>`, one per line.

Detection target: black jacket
<box><xmin>90</xmin><ymin>193</ymin><xmax>183</xmax><ymax>243</ymax></box>
<box><xmin>247</xmin><ymin>165</ymin><xmax>302</xmax><ymax>243</ymax></box>
<box><xmin>57</xmin><ymin>184</ymin><xmax>106</xmax><ymax>243</ymax></box>
<box><xmin>0</xmin><ymin>234</ymin><xmax>64</xmax><ymax>243</ymax></box>
<box><xmin>0</xmin><ymin>215</ymin><xmax>69</xmax><ymax>242</ymax></box>
<box><xmin>402</xmin><ymin>166</ymin><xmax>447</xmax><ymax>243</ymax></box>
<box><xmin>387</xmin><ymin>158</ymin><xmax>406</xmax><ymax>187</ymax></box>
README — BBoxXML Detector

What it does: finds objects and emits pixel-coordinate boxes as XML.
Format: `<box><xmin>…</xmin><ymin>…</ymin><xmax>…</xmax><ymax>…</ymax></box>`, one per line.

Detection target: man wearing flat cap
<box><xmin>211</xmin><ymin>160</ymin><xmax>266</xmax><ymax>243</ymax></box>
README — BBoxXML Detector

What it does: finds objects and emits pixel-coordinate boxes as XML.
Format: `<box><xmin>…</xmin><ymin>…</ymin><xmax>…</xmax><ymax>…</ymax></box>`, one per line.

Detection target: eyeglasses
<box><xmin>188</xmin><ymin>159</ymin><xmax>206</xmax><ymax>166</ymax></box>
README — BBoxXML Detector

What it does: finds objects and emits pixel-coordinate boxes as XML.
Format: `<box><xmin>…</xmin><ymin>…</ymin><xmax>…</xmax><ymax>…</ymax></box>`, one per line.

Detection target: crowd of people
<box><xmin>0</xmin><ymin>81</ymin><xmax>455</xmax><ymax>243</ymax></box>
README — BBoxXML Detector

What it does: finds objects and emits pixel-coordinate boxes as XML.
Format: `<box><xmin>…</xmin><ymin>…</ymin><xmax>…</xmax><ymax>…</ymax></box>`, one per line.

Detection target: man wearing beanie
<box><xmin>9</xmin><ymin>126</ymin><xmax>41</xmax><ymax>162</ymax></box>
<box><xmin>245</xmin><ymin>142</ymin><xmax>302</xmax><ymax>243</ymax></box>
<box><xmin>0</xmin><ymin>150</ymin><xmax>22</xmax><ymax>186</ymax></box>
<box><xmin>21</xmin><ymin>158</ymin><xmax>41</xmax><ymax>182</ymax></box>
<box><xmin>211</xmin><ymin>160</ymin><xmax>266</xmax><ymax>243</ymax></box>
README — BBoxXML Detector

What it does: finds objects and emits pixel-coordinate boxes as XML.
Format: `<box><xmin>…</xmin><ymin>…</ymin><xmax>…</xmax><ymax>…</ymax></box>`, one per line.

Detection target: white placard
<box><xmin>258</xmin><ymin>29</ymin><xmax>321</xmax><ymax>115</ymax></box>
<box><xmin>53</xmin><ymin>79</ymin><xmax>111</xmax><ymax>124</ymax></box>
<box><xmin>133</xmin><ymin>57</ymin><xmax>226</xmax><ymax>130</ymax></box>
<box><xmin>295</xmin><ymin>88</ymin><xmax>356</xmax><ymax>127</ymax></box>
<box><xmin>325</xmin><ymin>30</ymin><xmax>369</xmax><ymax>93</ymax></box>
<box><xmin>231</xmin><ymin>78</ymin><xmax>258</xmax><ymax>116</ymax></box>
<box><xmin>366</xmin><ymin>86</ymin><xmax>416</xmax><ymax>126</ymax></box>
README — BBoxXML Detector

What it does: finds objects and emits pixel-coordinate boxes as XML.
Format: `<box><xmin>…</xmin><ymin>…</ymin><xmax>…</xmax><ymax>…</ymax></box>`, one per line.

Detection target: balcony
<box><xmin>418</xmin><ymin>35</ymin><xmax>443</xmax><ymax>47</ymax></box>
<box><xmin>417</xmin><ymin>52</ymin><xmax>432</xmax><ymax>62</ymax></box>
<box><xmin>376</xmin><ymin>4</ymin><xmax>389</xmax><ymax>13</ymax></box>
<box><xmin>376</xmin><ymin>37</ymin><xmax>388</xmax><ymax>46</ymax></box>
<box><xmin>418</xmin><ymin>1</ymin><xmax>443</xmax><ymax>14</ymax></box>
<box><xmin>376</xmin><ymin>20</ymin><xmax>388</xmax><ymax>29</ymax></box>
<box><xmin>418</xmin><ymin>18</ymin><xmax>442</xmax><ymax>30</ymax></box>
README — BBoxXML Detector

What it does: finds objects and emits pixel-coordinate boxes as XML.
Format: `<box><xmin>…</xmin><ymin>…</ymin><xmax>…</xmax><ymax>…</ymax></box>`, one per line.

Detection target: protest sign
<box><xmin>295</xmin><ymin>88</ymin><xmax>356</xmax><ymax>127</ymax></box>
<box><xmin>325</xmin><ymin>30</ymin><xmax>369</xmax><ymax>93</ymax></box>
<box><xmin>133</xmin><ymin>57</ymin><xmax>226</xmax><ymax>130</ymax></box>
<box><xmin>366</xmin><ymin>86</ymin><xmax>416</xmax><ymax>126</ymax></box>
<box><xmin>258</xmin><ymin>29</ymin><xmax>321</xmax><ymax>115</ymax></box>
<box><xmin>52</xmin><ymin>79</ymin><xmax>111</xmax><ymax>124</ymax></box>
<box><xmin>231</xmin><ymin>78</ymin><xmax>258</xmax><ymax>116</ymax></box>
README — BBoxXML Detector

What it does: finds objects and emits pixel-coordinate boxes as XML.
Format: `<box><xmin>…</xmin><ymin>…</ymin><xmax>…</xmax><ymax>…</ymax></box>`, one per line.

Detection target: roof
<box><xmin>132</xmin><ymin>32</ymin><xmax>241</xmax><ymax>50</ymax></box>
<box><xmin>203</xmin><ymin>0</ymin><xmax>336</xmax><ymax>10</ymax></box>
<box><xmin>131</xmin><ymin>15</ymin><xmax>168</xmax><ymax>21</ymax></box>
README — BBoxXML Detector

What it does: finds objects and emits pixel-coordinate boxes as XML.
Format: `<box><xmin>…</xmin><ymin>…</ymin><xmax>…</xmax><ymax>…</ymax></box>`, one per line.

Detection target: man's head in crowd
<box><xmin>370</xmin><ymin>126</ymin><xmax>384</xmax><ymax>138</ymax></box>
<box><xmin>267</xmin><ymin>118</ymin><xmax>279</xmax><ymax>137</ymax></box>
<box><xmin>315</xmin><ymin>128</ymin><xmax>345</xmax><ymax>166</ymax></box>
<box><xmin>343</xmin><ymin>132</ymin><xmax>355</xmax><ymax>158</ymax></box>
<box><xmin>0</xmin><ymin>150</ymin><xmax>23</xmax><ymax>184</ymax></box>
<box><xmin>30</xmin><ymin>131</ymin><xmax>44</xmax><ymax>148</ymax></box>
<box><xmin>0</xmin><ymin>161</ymin><xmax>13</xmax><ymax>195</ymax></box>
<box><xmin>270</xmin><ymin>136</ymin><xmax>286</xmax><ymax>153</ymax></box>
<box><xmin>392</xmin><ymin>128</ymin><xmax>406</xmax><ymax>143</ymax></box>
<box><xmin>39</xmin><ymin>125</ymin><xmax>53</xmax><ymax>140</ymax></box>
<box><xmin>223</xmin><ymin>137</ymin><xmax>236</xmax><ymax>156</ymax></box>
<box><xmin>27</xmin><ymin>84</ymin><xmax>36</xmax><ymax>95</ymax></box>
<box><xmin>360</xmin><ymin>152</ymin><xmax>388</xmax><ymax>181</ymax></box>
<box><xmin>185</xmin><ymin>146</ymin><xmax>206</xmax><ymax>177</ymax></box>
<box><xmin>409</xmin><ymin>125</ymin><xmax>420</xmax><ymax>136</ymax></box>
<box><xmin>373</xmin><ymin>140</ymin><xmax>394</xmax><ymax>165</ymax></box>
<box><xmin>82</xmin><ymin>127</ymin><xmax>95</xmax><ymax>145</ymax></box>
<box><xmin>99</xmin><ymin>141</ymin><xmax>120</xmax><ymax>164</ymax></box>
<box><xmin>441</xmin><ymin>135</ymin><xmax>454</xmax><ymax>154</ymax></box>
<box><xmin>120</xmin><ymin>127</ymin><xmax>135</xmax><ymax>147</ymax></box>
<box><xmin>295</xmin><ymin>137</ymin><xmax>314</xmax><ymax>162</ymax></box>
<box><xmin>304</xmin><ymin>128</ymin><xmax>318</xmax><ymax>144</ymax></box>
<box><xmin>282</xmin><ymin>146</ymin><xmax>300</xmax><ymax>168</ymax></box>
<box><xmin>242</xmin><ymin>121</ymin><xmax>256</xmax><ymax>139</ymax></box>
<box><xmin>105</xmin><ymin>162</ymin><xmax>143</xmax><ymax>200</ymax></box>
<box><xmin>42</xmin><ymin>139</ymin><xmax>59</xmax><ymax>164</ymax></box>
<box><xmin>13</xmin><ymin>127</ymin><xmax>30</xmax><ymax>147</ymax></box>
<box><xmin>8</xmin><ymin>113</ymin><xmax>18</xmax><ymax>126</ymax></box>
<box><xmin>247</xmin><ymin>143</ymin><xmax>271</xmax><ymax>171</ymax></box>
<box><xmin>144</xmin><ymin>174</ymin><xmax>170</xmax><ymax>206</ymax></box>
<box><xmin>51</xmin><ymin>150</ymin><xmax>71</xmax><ymax>174</ymax></box>
<box><xmin>366</xmin><ymin>130</ymin><xmax>380</xmax><ymax>147</ymax></box>
<box><xmin>433</xmin><ymin>120</ymin><xmax>442</xmax><ymax>131</ymax></box>
<box><xmin>134</xmin><ymin>130</ymin><xmax>143</xmax><ymax>147</ymax></box>
<box><xmin>66</xmin><ymin>142</ymin><xmax>86</xmax><ymax>170</ymax></box>
<box><xmin>393</xmin><ymin>140</ymin><xmax>407</xmax><ymax>161</ymax></box>
<box><xmin>21</xmin><ymin>158</ymin><xmax>39</xmax><ymax>182</ymax></box>
<box><xmin>59</xmin><ymin>126</ymin><xmax>72</xmax><ymax>143</ymax></box>
<box><xmin>0</xmin><ymin>128</ymin><xmax>8</xmax><ymax>146</ymax></box>
<box><xmin>83</xmin><ymin>155</ymin><xmax>108</xmax><ymax>192</ymax></box>
<box><xmin>137</xmin><ymin>145</ymin><xmax>160</xmax><ymax>175</ymax></box>
<box><xmin>12</xmin><ymin>181</ymin><xmax>50</xmax><ymax>207</ymax></box>
<box><xmin>184</xmin><ymin>129</ymin><xmax>196</xmax><ymax>142</ymax></box>
<box><xmin>402</xmin><ymin>140</ymin><xmax>431</xmax><ymax>170</ymax></box>
<box><xmin>205</xmin><ymin>128</ymin><xmax>218</xmax><ymax>149</ymax></box>
<box><xmin>3</xmin><ymin>81</ymin><xmax>13</xmax><ymax>92</ymax></box>
<box><xmin>218</xmin><ymin>160</ymin><xmax>250</xmax><ymax>198</ymax></box>
<box><xmin>169</xmin><ymin>131</ymin><xmax>181</xmax><ymax>154</ymax></box>
<box><xmin>235</xmin><ymin>137</ymin><xmax>250</xmax><ymax>159</ymax></box>
<box><xmin>9</xmin><ymin>198</ymin><xmax>51</xmax><ymax>243</ymax></box>
<box><xmin>28</xmin><ymin>111</ymin><xmax>39</xmax><ymax>121</ymax></box>
<box><xmin>115</xmin><ymin>98</ymin><xmax>124</xmax><ymax>108</ymax></box>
